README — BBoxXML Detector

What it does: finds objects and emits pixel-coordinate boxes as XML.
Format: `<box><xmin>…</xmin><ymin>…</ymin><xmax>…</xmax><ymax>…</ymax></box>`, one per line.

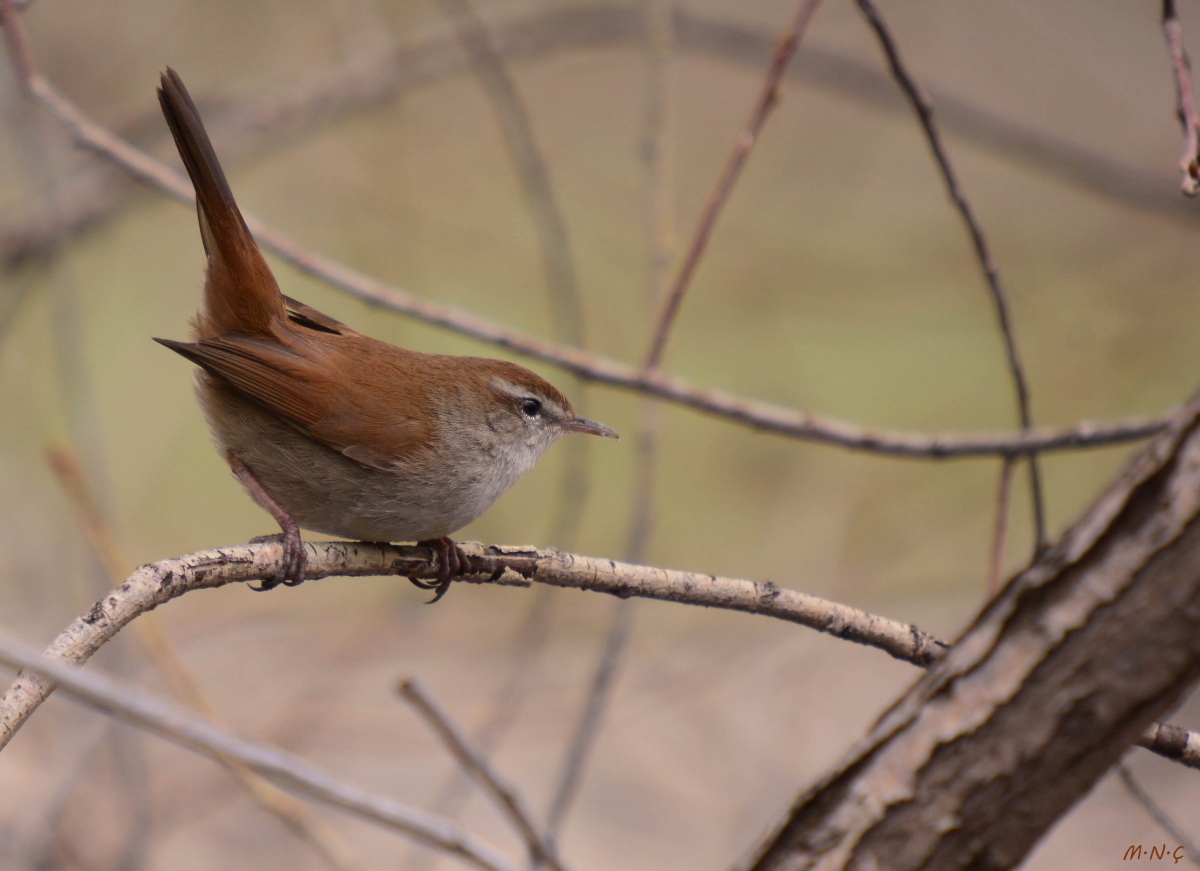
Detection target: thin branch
<box><xmin>642</xmin><ymin>0</ymin><xmax>823</xmax><ymax>370</ymax></box>
<box><xmin>0</xmin><ymin>0</ymin><xmax>35</xmax><ymax>92</ymax></box>
<box><xmin>406</xmin><ymin>591</ymin><xmax>555</xmax><ymax>871</ymax></box>
<box><xmin>0</xmin><ymin>633</ymin><xmax>521</xmax><ymax>871</ymax></box>
<box><xmin>986</xmin><ymin>455</ymin><xmax>1015</xmax><ymax>596</ymax></box>
<box><xmin>397</xmin><ymin>678</ymin><xmax>568</xmax><ymax>871</ymax></box>
<box><xmin>1115</xmin><ymin>763</ymin><xmax>1200</xmax><ymax>867</ymax></box>
<box><xmin>436</xmin><ymin>0</ymin><xmax>584</xmax><ymax>348</ymax></box>
<box><xmin>26</xmin><ymin>63</ymin><xmax>1169</xmax><ymax>456</ymax></box>
<box><xmin>855</xmin><ymin>0</ymin><xmax>1046</xmax><ymax>550</ymax></box>
<box><xmin>544</xmin><ymin>5</ymin><xmax>676</xmax><ymax>842</ymax></box>
<box><xmin>1164</xmin><ymin>0</ymin><xmax>1200</xmax><ymax>196</ymax></box>
<box><xmin>544</xmin><ymin>600</ymin><xmax>633</xmax><ymax>844</ymax></box>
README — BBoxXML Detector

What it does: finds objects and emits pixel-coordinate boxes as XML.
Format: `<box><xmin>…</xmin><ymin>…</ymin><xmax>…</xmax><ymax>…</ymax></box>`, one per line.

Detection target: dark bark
<box><xmin>745</xmin><ymin>398</ymin><xmax>1200</xmax><ymax>871</ymax></box>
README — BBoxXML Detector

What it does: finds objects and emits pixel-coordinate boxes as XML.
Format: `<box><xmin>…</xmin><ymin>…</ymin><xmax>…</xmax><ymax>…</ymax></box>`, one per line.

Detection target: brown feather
<box><xmin>155</xmin><ymin>332</ymin><xmax>435</xmax><ymax>469</ymax></box>
<box><xmin>157</xmin><ymin>68</ymin><xmax>284</xmax><ymax>339</ymax></box>
<box><xmin>283</xmin><ymin>295</ymin><xmax>361</xmax><ymax>337</ymax></box>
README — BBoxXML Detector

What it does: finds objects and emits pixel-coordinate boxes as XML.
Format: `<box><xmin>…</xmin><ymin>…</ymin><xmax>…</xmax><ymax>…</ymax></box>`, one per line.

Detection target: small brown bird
<box><xmin>155</xmin><ymin>68</ymin><xmax>617</xmax><ymax>601</ymax></box>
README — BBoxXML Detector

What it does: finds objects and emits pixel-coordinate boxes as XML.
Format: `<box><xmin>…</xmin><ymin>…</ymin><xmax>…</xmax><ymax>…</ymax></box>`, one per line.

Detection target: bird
<box><xmin>154</xmin><ymin>68</ymin><xmax>617</xmax><ymax>602</ymax></box>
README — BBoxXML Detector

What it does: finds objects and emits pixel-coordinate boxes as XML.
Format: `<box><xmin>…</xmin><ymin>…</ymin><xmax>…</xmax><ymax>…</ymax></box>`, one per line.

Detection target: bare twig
<box><xmin>45</xmin><ymin>75</ymin><xmax>1169</xmax><ymax>458</ymax></box>
<box><xmin>0</xmin><ymin>0</ymin><xmax>35</xmax><ymax>92</ymax></box>
<box><xmin>398</xmin><ymin>678</ymin><xmax>568</xmax><ymax>871</ymax></box>
<box><xmin>855</xmin><ymin>0</ymin><xmax>1046</xmax><ymax>551</ymax></box>
<box><xmin>643</xmin><ymin>0</ymin><xmax>823</xmax><ymax>369</ymax></box>
<box><xmin>1142</xmin><ymin>721</ymin><xmax>1200</xmax><ymax>770</ymax></box>
<box><xmin>1115</xmin><ymin>763</ymin><xmax>1200</xmax><ymax>867</ymax></box>
<box><xmin>986</xmin><ymin>455</ymin><xmax>1015</xmax><ymax>596</ymax></box>
<box><xmin>436</xmin><ymin>0</ymin><xmax>584</xmax><ymax>347</ymax></box>
<box><xmin>544</xmin><ymin>600</ymin><xmax>633</xmax><ymax>844</ymax></box>
<box><xmin>1164</xmin><ymin>0</ymin><xmax>1200</xmax><ymax>196</ymax></box>
<box><xmin>0</xmin><ymin>633</ymin><xmax>521</xmax><ymax>871</ymax></box>
<box><xmin>406</xmin><ymin>590</ymin><xmax>555</xmax><ymax>871</ymax></box>
<box><xmin>545</xmin><ymin>4</ymin><xmax>677</xmax><ymax>842</ymax></box>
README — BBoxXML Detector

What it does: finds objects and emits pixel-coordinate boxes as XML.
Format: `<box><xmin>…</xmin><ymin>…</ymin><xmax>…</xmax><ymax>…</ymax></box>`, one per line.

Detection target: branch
<box><xmin>0</xmin><ymin>632</ymin><xmax>520</xmax><ymax>871</ymax></box>
<box><xmin>544</xmin><ymin>599</ymin><xmax>633</xmax><ymax>842</ymax></box>
<box><xmin>1164</xmin><ymin>0</ymin><xmax>1200</xmax><ymax>196</ymax></box>
<box><xmin>0</xmin><ymin>540</ymin><xmax>946</xmax><ymax>752</ymax></box>
<box><xmin>643</xmin><ymin>0</ymin><xmax>823</xmax><ymax>369</ymax></box>
<box><xmin>1115</xmin><ymin>764</ymin><xmax>1200</xmax><ymax>866</ymax></box>
<box><xmin>543</xmin><ymin>1</ymin><xmax>679</xmax><ymax>841</ymax></box>
<box><xmin>856</xmin><ymin>0</ymin><xmax>1045</xmax><ymax>549</ymax></box>
<box><xmin>398</xmin><ymin>678</ymin><xmax>567</xmax><ymax>871</ymax></box>
<box><xmin>436</xmin><ymin>0</ymin><xmax>584</xmax><ymax>348</ymax></box>
<box><xmin>1141</xmin><ymin>721</ymin><xmax>1200</xmax><ymax>769</ymax></box>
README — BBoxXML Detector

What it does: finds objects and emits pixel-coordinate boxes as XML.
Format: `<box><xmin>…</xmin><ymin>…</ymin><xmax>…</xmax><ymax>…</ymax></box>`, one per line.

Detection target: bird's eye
<box><xmin>519</xmin><ymin>397</ymin><xmax>543</xmax><ymax>418</ymax></box>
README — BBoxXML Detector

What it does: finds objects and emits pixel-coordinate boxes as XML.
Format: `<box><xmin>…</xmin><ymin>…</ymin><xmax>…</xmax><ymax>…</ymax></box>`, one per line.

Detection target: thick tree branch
<box><xmin>745</xmin><ymin>397</ymin><xmax>1200</xmax><ymax>870</ymax></box>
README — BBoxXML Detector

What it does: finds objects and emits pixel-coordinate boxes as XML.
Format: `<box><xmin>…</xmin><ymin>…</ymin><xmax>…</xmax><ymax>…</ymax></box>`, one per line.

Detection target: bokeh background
<box><xmin>1</xmin><ymin>1</ymin><xmax>1198</xmax><ymax>868</ymax></box>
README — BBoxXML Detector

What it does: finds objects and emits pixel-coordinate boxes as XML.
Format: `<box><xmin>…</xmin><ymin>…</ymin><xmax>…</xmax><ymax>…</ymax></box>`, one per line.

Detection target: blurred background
<box><xmin>1</xmin><ymin>0</ymin><xmax>1198</xmax><ymax>868</ymax></box>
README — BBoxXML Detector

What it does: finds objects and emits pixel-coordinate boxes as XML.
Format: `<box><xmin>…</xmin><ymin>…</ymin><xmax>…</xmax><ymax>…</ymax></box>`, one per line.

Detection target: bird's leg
<box><xmin>228</xmin><ymin>453</ymin><xmax>306</xmax><ymax>589</ymax></box>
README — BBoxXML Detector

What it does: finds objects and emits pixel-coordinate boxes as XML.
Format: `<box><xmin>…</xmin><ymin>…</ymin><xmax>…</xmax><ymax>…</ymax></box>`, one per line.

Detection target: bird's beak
<box><xmin>562</xmin><ymin>417</ymin><xmax>619</xmax><ymax>439</ymax></box>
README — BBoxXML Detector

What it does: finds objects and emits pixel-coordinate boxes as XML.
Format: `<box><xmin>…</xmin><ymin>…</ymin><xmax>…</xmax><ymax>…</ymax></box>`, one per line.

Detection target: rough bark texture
<box><xmin>745</xmin><ymin>398</ymin><xmax>1200</xmax><ymax>871</ymax></box>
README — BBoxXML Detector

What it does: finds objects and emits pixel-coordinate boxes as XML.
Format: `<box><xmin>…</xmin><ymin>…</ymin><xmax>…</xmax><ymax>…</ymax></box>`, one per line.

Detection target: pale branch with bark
<box><xmin>0</xmin><ymin>538</ymin><xmax>948</xmax><ymax>753</ymax></box>
<box><xmin>46</xmin><ymin>446</ymin><xmax>381</xmax><ymax>871</ymax></box>
<box><xmin>1</xmin><ymin>532</ymin><xmax>1196</xmax><ymax>772</ymax></box>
